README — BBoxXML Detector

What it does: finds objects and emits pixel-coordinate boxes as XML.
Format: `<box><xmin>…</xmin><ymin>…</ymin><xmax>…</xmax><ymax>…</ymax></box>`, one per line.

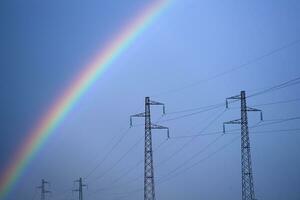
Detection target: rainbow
<box><xmin>0</xmin><ymin>0</ymin><xmax>169</xmax><ymax>198</ymax></box>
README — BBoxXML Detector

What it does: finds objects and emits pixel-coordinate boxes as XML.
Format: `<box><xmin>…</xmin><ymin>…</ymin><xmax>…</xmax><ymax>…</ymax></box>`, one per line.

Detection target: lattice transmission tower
<box><xmin>130</xmin><ymin>97</ymin><xmax>169</xmax><ymax>200</ymax></box>
<box><xmin>223</xmin><ymin>91</ymin><xmax>262</xmax><ymax>200</ymax></box>
<box><xmin>37</xmin><ymin>179</ymin><xmax>51</xmax><ymax>200</ymax></box>
<box><xmin>73</xmin><ymin>177</ymin><xmax>87</xmax><ymax>200</ymax></box>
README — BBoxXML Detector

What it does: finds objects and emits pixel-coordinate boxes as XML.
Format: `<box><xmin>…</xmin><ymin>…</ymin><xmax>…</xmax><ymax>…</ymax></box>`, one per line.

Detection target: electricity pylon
<box><xmin>223</xmin><ymin>91</ymin><xmax>262</xmax><ymax>200</ymax></box>
<box><xmin>130</xmin><ymin>97</ymin><xmax>169</xmax><ymax>200</ymax></box>
<box><xmin>37</xmin><ymin>179</ymin><xmax>51</xmax><ymax>200</ymax></box>
<box><xmin>73</xmin><ymin>177</ymin><xmax>87</xmax><ymax>200</ymax></box>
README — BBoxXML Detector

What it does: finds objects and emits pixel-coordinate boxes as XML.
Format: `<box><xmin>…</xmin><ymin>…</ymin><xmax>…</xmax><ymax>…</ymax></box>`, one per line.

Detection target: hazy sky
<box><xmin>0</xmin><ymin>0</ymin><xmax>300</xmax><ymax>200</ymax></box>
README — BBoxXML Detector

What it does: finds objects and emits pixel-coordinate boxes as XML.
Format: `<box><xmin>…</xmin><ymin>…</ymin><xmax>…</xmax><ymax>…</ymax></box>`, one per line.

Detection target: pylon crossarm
<box><xmin>130</xmin><ymin>112</ymin><xmax>146</xmax><ymax>127</ymax></box>
<box><xmin>226</xmin><ymin>94</ymin><xmax>241</xmax><ymax>108</ymax></box>
<box><xmin>246</xmin><ymin>107</ymin><xmax>264</xmax><ymax>121</ymax></box>
<box><xmin>224</xmin><ymin>119</ymin><xmax>241</xmax><ymax>125</ymax></box>
<box><xmin>131</xmin><ymin>112</ymin><xmax>146</xmax><ymax>118</ymax></box>
<box><xmin>151</xmin><ymin>124</ymin><xmax>170</xmax><ymax>138</ymax></box>
<box><xmin>150</xmin><ymin>100</ymin><xmax>166</xmax><ymax>114</ymax></box>
<box><xmin>227</xmin><ymin>94</ymin><xmax>241</xmax><ymax>100</ymax></box>
<box><xmin>37</xmin><ymin>179</ymin><xmax>51</xmax><ymax>200</ymax></box>
<box><xmin>246</xmin><ymin>107</ymin><xmax>260</xmax><ymax>112</ymax></box>
<box><xmin>149</xmin><ymin>100</ymin><xmax>164</xmax><ymax>106</ymax></box>
<box><xmin>223</xmin><ymin>119</ymin><xmax>241</xmax><ymax>133</ymax></box>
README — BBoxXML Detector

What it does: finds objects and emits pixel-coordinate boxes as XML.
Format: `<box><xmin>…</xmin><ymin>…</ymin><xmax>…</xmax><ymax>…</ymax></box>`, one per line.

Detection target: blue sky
<box><xmin>0</xmin><ymin>0</ymin><xmax>300</xmax><ymax>200</ymax></box>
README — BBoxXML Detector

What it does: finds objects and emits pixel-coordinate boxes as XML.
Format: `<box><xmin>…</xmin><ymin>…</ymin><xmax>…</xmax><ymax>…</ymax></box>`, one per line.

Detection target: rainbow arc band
<box><xmin>0</xmin><ymin>0</ymin><xmax>169</xmax><ymax>198</ymax></box>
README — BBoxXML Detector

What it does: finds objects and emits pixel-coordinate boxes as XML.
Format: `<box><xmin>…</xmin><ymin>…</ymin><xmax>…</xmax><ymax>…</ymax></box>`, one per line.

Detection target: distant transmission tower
<box><xmin>130</xmin><ymin>97</ymin><xmax>169</xmax><ymax>200</ymax></box>
<box><xmin>223</xmin><ymin>91</ymin><xmax>263</xmax><ymax>200</ymax></box>
<box><xmin>73</xmin><ymin>177</ymin><xmax>87</xmax><ymax>200</ymax></box>
<box><xmin>37</xmin><ymin>179</ymin><xmax>51</xmax><ymax>200</ymax></box>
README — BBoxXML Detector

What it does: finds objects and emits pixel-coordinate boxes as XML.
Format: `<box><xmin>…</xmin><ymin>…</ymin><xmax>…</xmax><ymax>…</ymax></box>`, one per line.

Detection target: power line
<box><xmin>246</xmin><ymin>128</ymin><xmax>300</xmax><ymax>135</ymax></box>
<box><xmin>90</xmin><ymin>135</ymin><xmax>144</xmax><ymax>182</ymax></box>
<box><xmin>159</xmin><ymin>134</ymin><xmax>224</xmax><ymax>181</ymax></box>
<box><xmin>157</xmin><ymin>108</ymin><xmax>300</xmax><ymax>188</ymax></box>
<box><xmin>101</xmin><ymin>126</ymin><xmax>300</xmax><ymax>196</ymax></box>
<box><xmin>157</xmin><ymin>135</ymin><xmax>240</xmax><ymax>184</ymax></box>
<box><xmin>248</xmin><ymin>76</ymin><xmax>300</xmax><ymax>98</ymax></box>
<box><xmin>159</xmin><ymin>104</ymin><xmax>224</xmax><ymax>123</ymax></box>
<box><xmin>95</xmin><ymin>128</ymin><xmax>300</xmax><ymax>198</ymax></box>
<box><xmin>89</xmin><ymin>139</ymin><xmax>169</xmax><ymax>194</ymax></box>
<box><xmin>157</xmin><ymin>126</ymin><xmax>300</xmax><ymax>186</ymax></box>
<box><xmin>252</xmin><ymin>116</ymin><xmax>300</xmax><ymax>128</ymax></box>
<box><xmin>79</xmin><ymin>84</ymin><xmax>298</xmax><ymax>197</ymax></box>
<box><xmin>84</xmin><ymin>104</ymin><xmax>165</xmax><ymax>199</ymax></box>
<box><xmin>88</xmin><ymin>116</ymin><xmax>169</xmax><ymax>193</ymax></box>
<box><xmin>171</xmin><ymin>116</ymin><xmax>300</xmax><ymax>139</ymax></box>
<box><xmin>84</xmin><ymin>104</ymin><xmax>145</xmax><ymax>180</ymax></box>
<box><xmin>88</xmin><ymin>100</ymin><xmax>169</xmax><ymax>198</ymax></box>
<box><xmin>118</xmin><ymin>115</ymin><xmax>300</xmax><ymax>192</ymax></box>
<box><xmin>158</xmin><ymin>76</ymin><xmax>300</xmax><ymax>122</ymax></box>
<box><xmin>109</xmin><ymin>132</ymin><xmax>169</xmax><ymax>186</ymax></box>
<box><xmin>171</xmin><ymin>128</ymin><xmax>300</xmax><ymax>139</ymax></box>
<box><xmin>94</xmin><ymin>114</ymin><xmax>300</xmax><ymax>197</ymax></box>
<box><xmin>84</xmin><ymin>127</ymin><xmax>131</xmax><ymax>179</ymax></box>
<box><xmin>162</xmin><ymin>77</ymin><xmax>300</xmax><ymax>119</ymax></box>
<box><xmin>228</xmin><ymin>98</ymin><xmax>300</xmax><ymax>110</ymax></box>
<box><xmin>252</xmin><ymin>97</ymin><xmax>300</xmax><ymax>107</ymax></box>
<box><xmin>156</xmin><ymin>109</ymin><xmax>226</xmax><ymax>167</ymax></box>
<box><xmin>151</xmin><ymin>39</ymin><xmax>300</xmax><ymax>97</ymax></box>
<box><xmin>86</xmin><ymin>126</ymin><xmax>300</xmax><ymax>198</ymax></box>
<box><xmin>165</xmin><ymin>102</ymin><xmax>225</xmax><ymax>115</ymax></box>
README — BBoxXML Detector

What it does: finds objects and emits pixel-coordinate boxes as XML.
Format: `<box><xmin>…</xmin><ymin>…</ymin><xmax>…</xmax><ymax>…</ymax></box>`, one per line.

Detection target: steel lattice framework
<box><xmin>224</xmin><ymin>91</ymin><xmax>263</xmax><ymax>200</ymax></box>
<box><xmin>130</xmin><ymin>97</ymin><xmax>169</xmax><ymax>200</ymax></box>
<box><xmin>240</xmin><ymin>91</ymin><xmax>255</xmax><ymax>200</ymax></box>
<box><xmin>73</xmin><ymin>177</ymin><xmax>87</xmax><ymax>200</ymax></box>
<box><xmin>37</xmin><ymin>179</ymin><xmax>51</xmax><ymax>200</ymax></box>
<box><xmin>144</xmin><ymin>97</ymin><xmax>156</xmax><ymax>200</ymax></box>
